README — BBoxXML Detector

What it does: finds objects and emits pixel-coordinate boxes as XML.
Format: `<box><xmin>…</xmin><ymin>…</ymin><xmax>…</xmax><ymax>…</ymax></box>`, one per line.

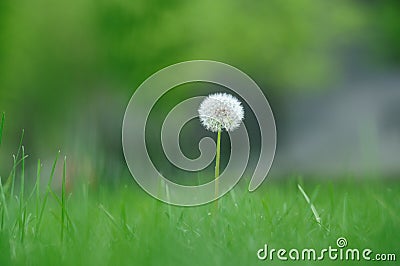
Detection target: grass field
<box><xmin>0</xmin><ymin>114</ymin><xmax>399</xmax><ymax>265</ymax></box>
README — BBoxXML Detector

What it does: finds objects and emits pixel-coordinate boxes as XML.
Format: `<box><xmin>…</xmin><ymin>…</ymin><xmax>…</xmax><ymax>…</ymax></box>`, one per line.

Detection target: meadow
<box><xmin>1</xmin><ymin>1</ymin><xmax>399</xmax><ymax>265</ymax></box>
<box><xmin>0</xmin><ymin>114</ymin><xmax>399</xmax><ymax>266</ymax></box>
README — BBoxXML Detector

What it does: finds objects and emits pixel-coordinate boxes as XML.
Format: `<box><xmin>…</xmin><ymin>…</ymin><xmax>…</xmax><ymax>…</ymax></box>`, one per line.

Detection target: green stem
<box><xmin>61</xmin><ymin>156</ymin><xmax>66</xmax><ymax>242</ymax></box>
<box><xmin>215</xmin><ymin>130</ymin><xmax>221</xmax><ymax>198</ymax></box>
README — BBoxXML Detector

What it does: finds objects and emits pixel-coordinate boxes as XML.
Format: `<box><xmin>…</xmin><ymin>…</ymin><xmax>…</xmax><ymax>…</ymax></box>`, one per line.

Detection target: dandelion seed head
<box><xmin>198</xmin><ymin>93</ymin><xmax>244</xmax><ymax>132</ymax></box>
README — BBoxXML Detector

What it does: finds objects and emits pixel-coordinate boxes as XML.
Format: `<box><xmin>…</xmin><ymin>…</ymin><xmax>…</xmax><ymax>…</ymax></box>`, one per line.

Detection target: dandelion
<box><xmin>198</xmin><ymin>93</ymin><xmax>244</xmax><ymax>133</ymax></box>
<box><xmin>198</xmin><ymin>93</ymin><xmax>244</xmax><ymax>201</ymax></box>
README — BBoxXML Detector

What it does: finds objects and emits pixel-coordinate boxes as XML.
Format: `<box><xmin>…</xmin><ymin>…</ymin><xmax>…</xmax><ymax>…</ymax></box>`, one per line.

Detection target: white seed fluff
<box><xmin>198</xmin><ymin>93</ymin><xmax>244</xmax><ymax>132</ymax></box>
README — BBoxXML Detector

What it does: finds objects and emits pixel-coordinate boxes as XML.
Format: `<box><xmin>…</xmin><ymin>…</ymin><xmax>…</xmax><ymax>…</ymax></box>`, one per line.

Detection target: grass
<box><xmin>0</xmin><ymin>177</ymin><xmax>398</xmax><ymax>266</ymax></box>
<box><xmin>0</xmin><ymin>117</ymin><xmax>399</xmax><ymax>265</ymax></box>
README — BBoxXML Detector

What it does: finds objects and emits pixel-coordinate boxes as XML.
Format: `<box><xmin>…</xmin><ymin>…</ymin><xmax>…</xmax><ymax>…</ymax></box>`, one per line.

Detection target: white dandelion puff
<box><xmin>198</xmin><ymin>92</ymin><xmax>245</xmax><ymax>204</ymax></box>
<box><xmin>198</xmin><ymin>93</ymin><xmax>244</xmax><ymax>132</ymax></box>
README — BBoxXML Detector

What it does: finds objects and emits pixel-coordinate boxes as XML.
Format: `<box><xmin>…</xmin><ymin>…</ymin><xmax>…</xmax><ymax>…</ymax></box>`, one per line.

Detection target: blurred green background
<box><xmin>0</xmin><ymin>0</ymin><xmax>399</xmax><ymax>183</ymax></box>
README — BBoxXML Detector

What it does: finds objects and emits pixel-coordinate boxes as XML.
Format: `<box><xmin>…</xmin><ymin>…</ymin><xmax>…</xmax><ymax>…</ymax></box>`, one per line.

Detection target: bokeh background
<box><xmin>1</xmin><ymin>0</ymin><xmax>399</xmax><ymax>186</ymax></box>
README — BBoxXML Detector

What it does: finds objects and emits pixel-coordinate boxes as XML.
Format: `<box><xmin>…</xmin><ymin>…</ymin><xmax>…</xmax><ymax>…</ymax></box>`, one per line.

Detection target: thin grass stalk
<box><xmin>0</xmin><ymin>207</ymin><xmax>4</xmax><ymax>231</ymax></box>
<box><xmin>36</xmin><ymin>150</ymin><xmax>60</xmax><ymax>235</ymax></box>
<box><xmin>35</xmin><ymin>159</ymin><xmax>41</xmax><ymax>234</ymax></box>
<box><xmin>10</xmin><ymin>156</ymin><xmax>16</xmax><ymax>198</ymax></box>
<box><xmin>0</xmin><ymin>112</ymin><xmax>4</xmax><ymax>147</ymax></box>
<box><xmin>297</xmin><ymin>184</ymin><xmax>321</xmax><ymax>226</ymax></box>
<box><xmin>19</xmin><ymin>146</ymin><xmax>26</xmax><ymax>242</ymax></box>
<box><xmin>61</xmin><ymin>156</ymin><xmax>66</xmax><ymax>241</ymax></box>
<box><xmin>0</xmin><ymin>177</ymin><xmax>8</xmax><ymax>220</ymax></box>
<box><xmin>10</xmin><ymin>130</ymin><xmax>25</xmax><ymax>198</ymax></box>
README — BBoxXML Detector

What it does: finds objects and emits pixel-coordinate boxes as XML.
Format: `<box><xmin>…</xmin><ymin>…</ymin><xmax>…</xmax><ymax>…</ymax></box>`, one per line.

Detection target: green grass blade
<box><xmin>61</xmin><ymin>156</ymin><xmax>66</xmax><ymax>241</ymax></box>
<box><xmin>15</xmin><ymin>129</ymin><xmax>24</xmax><ymax>161</ymax></box>
<box><xmin>20</xmin><ymin>206</ymin><xmax>27</xmax><ymax>243</ymax></box>
<box><xmin>99</xmin><ymin>204</ymin><xmax>120</xmax><ymax>228</ymax></box>
<box><xmin>4</xmin><ymin>154</ymin><xmax>29</xmax><ymax>195</ymax></box>
<box><xmin>35</xmin><ymin>159</ymin><xmax>41</xmax><ymax>229</ymax></box>
<box><xmin>0</xmin><ymin>207</ymin><xmax>4</xmax><ymax>231</ymax></box>
<box><xmin>10</xmin><ymin>155</ymin><xmax>17</xmax><ymax>197</ymax></box>
<box><xmin>47</xmin><ymin>185</ymin><xmax>75</xmax><ymax>234</ymax></box>
<box><xmin>297</xmin><ymin>184</ymin><xmax>321</xmax><ymax>226</ymax></box>
<box><xmin>20</xmin><ymin>146</ymin><xmax>25</xmax><ymax>209</ymax></box>
<box><xmin>26</xmin><ymin>161</ymin><xmax>41</xmax><ymax>204</ymax></box>
<box><xmin>0</xmin><ymin>112</ymin><xmax>4</xmax><ymax>147</ymax></box>
<box><xmin>4</xmin><ymin>129</ymin><xmax>27</xmax><ymax>196</ymax></box>
<box><xmin>49</xmin><ymin>188</ymin><xmax>62</xmax><ymax>205</ymax></box>
<box><xmin>19</xmin><ymin>146</ymin><xmax>25</xmax><ymax>242</ymax></box>
<box><xmin>36</xmin><ymin>150</ymin><xmax>60</xmax><ymax>235</ymax></box>
<box><xmin>0</xmin><ymin>177</ymin><xmax>9</xmax><ymax>220</ymax></box>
